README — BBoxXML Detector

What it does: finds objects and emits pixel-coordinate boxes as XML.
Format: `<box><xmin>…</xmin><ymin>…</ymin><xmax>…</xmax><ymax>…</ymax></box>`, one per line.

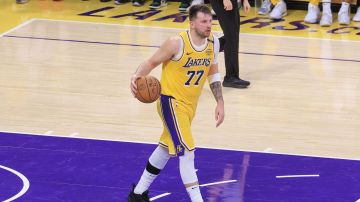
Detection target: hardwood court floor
<box><xmin>0</xmin><ymin>18</ymin><xmax>360</xmax><ymax>160</ymax></box>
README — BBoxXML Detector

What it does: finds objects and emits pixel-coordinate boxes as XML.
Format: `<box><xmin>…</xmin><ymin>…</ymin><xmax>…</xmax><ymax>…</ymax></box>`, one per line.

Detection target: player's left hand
<box><xmin>215</xmin><ymin>101</ymin><xmax>225</xmax><ymax>127</ymax></box>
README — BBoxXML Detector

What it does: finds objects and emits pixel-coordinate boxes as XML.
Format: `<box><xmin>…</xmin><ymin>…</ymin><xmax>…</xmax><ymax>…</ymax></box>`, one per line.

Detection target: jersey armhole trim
<box><xmin>170</xmin><ymin>36</ymin><xmax>185</xmax><ymax>62</ymax></box>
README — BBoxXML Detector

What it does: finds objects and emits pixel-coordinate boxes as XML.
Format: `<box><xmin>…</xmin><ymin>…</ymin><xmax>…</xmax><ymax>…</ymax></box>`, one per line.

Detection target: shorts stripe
<box><xmin>159</xmin><ymin>95</ymin><xmax>188</xmax><ymax>155</ymax></box>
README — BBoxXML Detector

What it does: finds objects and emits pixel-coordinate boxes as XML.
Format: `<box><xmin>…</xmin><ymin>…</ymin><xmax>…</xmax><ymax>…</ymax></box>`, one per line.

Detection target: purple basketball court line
<box><xmin>3</xmin><ymin>34</ymin><xmax>360</xmax><ymax>63</ymax></box>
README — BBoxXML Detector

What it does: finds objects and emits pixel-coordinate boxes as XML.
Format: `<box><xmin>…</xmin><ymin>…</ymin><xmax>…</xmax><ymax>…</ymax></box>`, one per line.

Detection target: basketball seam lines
<box><xmin>144</xmin><ymin>77</ymin><xmax>152</xmax><ymax>101</ymax></box>
<box><xmin>136</xmin><ymin>80</ymin><xmax>147</xmax><ymax>103</ymax></box>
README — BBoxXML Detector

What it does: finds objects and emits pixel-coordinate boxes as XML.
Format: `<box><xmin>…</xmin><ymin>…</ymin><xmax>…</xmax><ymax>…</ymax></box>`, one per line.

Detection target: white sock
<box><xmin>322</xmin><ymin>2</ymin><xmax>331</xmax><ymax>13</ymax></box>
<box><xmin>179</xmin><ymin>150</ymin><xmax>203</xmax><ymax>202</ymax></box>
<box><xmin>134</xmin><ymin>146</ymin><xmax>171</xmax><ymax>194</ymax></box>
<box><xmin>340</xmin><ymin>2</ymin><xmax>350</xmax><ymax>10</ymax></box>
<box><xmin>134</xmin><ymin>170</ymin><xmax>157</xmax><ymax>194</ymax></box>
<box><xmin>341</xmin><ymin>1</ymin><xmax>349</xmax><ymax>9</ymax></box>
<box><xmin>186</xmin><ymin>185</ymin><xmax>204</xmax><ymax>202</ymax></box>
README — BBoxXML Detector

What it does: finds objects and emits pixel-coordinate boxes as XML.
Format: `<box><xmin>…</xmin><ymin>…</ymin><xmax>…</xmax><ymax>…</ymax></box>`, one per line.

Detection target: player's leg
<box><xmin>157</xmin><ymin>95</ymin><xmax>195</xmax><ymax>155</ymax></box>
<box><xmin>164</xmin><ymin>101</ymin><xmax>203</xmax><ymax>201</ymax></box>
<box><xmin>157</xmin><ymin>95</ymin><xmax>202</xmax><ymax>201</ymax></box>
<box><xmin>128</xmin><ymin>146</ymin><xmax>171</xmax><ymax>201</ymax></box>
<box><xmin>134</xmin><ymin>145</ymin><xmax>171</xmax><ymax>193</ymax></box>
<box><xmin>304</xmin><ymin>0</ymin><xmax>321</xmax><ymax>23</ymax></box>
<box><xmin>179</xmin><ymin>150</ymin><xmax>203</xmax><ymax>202</ymax></box>
<box><xmin>129</xmin><ymin>95</ymin><xmax>183</xmax><ymax>201</ymax></box>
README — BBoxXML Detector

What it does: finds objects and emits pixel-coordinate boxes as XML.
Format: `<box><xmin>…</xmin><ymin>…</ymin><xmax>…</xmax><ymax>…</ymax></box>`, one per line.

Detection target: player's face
<box><xmin>191</xmin><ymin>12</ymin><xmax>212</xmax><ymax>38</ymax></box>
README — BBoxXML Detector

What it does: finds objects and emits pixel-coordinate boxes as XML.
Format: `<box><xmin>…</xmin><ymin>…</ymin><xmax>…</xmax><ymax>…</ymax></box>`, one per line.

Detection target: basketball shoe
<box><xmin>258</xmin><ymin>0</ymin><xmax>272</xmax><ymax>15</ymax></box>
<box><xmin>149</xmin><ymin>0</ymin><xmax>167</xmax><ymax>9</ymax></box>
<box><xmin>353</xmin><ymin>7</ymin><xmax>360</xmax><ymax>22</ymax></box>
<box><xmin>304</xmin><ymin>3</ymin><xmax>320</xmax><ymax>23</ymax></box>
<box><xmin>269</xmin><ymin>1</ymin><xmax>287</xmax><ymax>20</ymax></box>
<box><xmin>128</xmin><ymin>184</ymin><xmax>150</xmax><ymax>202</ymax></box>
<box><xmin>338</xmin><ymin>2</ymin><xmax>350</xmax><ymax>25</ymax></box>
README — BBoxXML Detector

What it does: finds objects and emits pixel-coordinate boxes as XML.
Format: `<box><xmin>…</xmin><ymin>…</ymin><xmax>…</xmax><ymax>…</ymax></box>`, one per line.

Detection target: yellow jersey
<box><xmin>160</xmin><ymin>31</ymin><xmax>215</xmax><ymax>112</ymax></box>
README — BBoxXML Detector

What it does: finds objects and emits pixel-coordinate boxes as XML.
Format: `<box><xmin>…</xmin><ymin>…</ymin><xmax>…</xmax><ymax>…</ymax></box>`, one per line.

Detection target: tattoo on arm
<box><xmin>210</xmin><ymin>81</ymin><xmax>223</xmax><ymax>102</ymax></box>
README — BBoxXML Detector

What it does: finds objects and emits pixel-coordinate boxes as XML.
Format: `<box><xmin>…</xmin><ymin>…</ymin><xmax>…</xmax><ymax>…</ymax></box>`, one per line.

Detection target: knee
<box><xmin>179</xmin><ymin>150</ymin><xmax>198</xmax><ymax>184</ymax></box>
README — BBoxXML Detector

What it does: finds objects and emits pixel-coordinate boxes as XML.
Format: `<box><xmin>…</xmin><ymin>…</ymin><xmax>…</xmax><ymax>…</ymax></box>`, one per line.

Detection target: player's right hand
<box><xmin>130</xmin><ymin>74</ymin><xmax>141</xmax><ymax>97</ymax></box>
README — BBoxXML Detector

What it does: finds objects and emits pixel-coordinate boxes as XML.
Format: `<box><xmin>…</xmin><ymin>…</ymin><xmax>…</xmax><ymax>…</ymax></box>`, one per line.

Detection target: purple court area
<box><xmin>1</xmin><ymin>131</ymin><xmax>360</xmax><ymax>202</ymax></box>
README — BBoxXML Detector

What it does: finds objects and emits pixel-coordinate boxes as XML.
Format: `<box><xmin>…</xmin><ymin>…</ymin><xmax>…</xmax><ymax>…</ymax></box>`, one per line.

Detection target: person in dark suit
<box><xmin>210</xmin><ymin>0</ymin><xmax>251</xmax><ymax>88</ymax></box>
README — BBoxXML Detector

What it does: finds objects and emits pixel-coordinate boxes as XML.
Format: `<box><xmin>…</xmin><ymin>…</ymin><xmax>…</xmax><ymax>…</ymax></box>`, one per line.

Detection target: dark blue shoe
<box><xmin>128</xmin><ymin>184</ymin><xmax>150</xmax><ymax>202</ymax></box>
<box><xmin>223</xmin><ymin>77</ymin><xmax>250</xmax><ymax>88</ymax></box>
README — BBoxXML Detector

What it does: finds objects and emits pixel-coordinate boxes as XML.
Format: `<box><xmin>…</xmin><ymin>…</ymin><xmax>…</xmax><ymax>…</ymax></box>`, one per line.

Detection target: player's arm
<box><xmin>208</xmin><ymin>64</ymin><xmax>225</xmax><ymax>127</ymax></box>
<box><xmin>130</xmin><ymin>36</ymin><xmax>180</xmax><ymax>95</ymax></box>
<box><xmin>208</xmin><ymin>36</ymin><xmax>224</xmax><ymax>127</ymax></box>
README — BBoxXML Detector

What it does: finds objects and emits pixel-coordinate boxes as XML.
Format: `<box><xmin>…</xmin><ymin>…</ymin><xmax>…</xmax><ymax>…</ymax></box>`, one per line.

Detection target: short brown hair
<box><xmin>189</xmin><ymin>4</ymin><xmax>212</xmax><ymax>21</ymax></box>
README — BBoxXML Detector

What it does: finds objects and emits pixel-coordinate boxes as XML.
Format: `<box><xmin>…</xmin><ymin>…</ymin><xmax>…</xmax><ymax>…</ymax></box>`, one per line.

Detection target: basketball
<box><xmin>135</xmin><ymin>75</ymin><xmax>161</xmax><ymax>103</ymax></box>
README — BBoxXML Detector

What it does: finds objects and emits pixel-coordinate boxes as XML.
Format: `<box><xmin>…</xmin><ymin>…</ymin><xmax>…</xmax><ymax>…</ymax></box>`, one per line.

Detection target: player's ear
<box><xmin>190</xmin><ymin>21</ymin><xmax>195</xmax><ymax>29</ymax></box>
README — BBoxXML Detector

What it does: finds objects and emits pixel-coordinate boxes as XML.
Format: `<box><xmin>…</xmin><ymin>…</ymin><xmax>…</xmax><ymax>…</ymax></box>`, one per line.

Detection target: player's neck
<box><xmin>189</xmin><ymin>30</ymin><xmax>207</xmax><ymax>46</ymax></box>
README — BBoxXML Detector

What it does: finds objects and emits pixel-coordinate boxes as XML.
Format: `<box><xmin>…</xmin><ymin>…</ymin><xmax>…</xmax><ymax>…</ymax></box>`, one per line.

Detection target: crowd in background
<box><xmin>257</xmin><ymin>0</ymin><xmax>360</xmax><ymax>26</ymax></box>
<box><xmin>16</xmin><ymin>0</ymin><xmax>360</xmax><ymax>26</ymax></box>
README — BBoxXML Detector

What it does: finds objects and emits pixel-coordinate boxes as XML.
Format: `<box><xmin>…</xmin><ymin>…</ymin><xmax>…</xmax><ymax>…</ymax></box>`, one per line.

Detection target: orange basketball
<box><xmin>135</xmin><ymin>75</ymin><xmax>161</xmax><ymax>103</ymax></box>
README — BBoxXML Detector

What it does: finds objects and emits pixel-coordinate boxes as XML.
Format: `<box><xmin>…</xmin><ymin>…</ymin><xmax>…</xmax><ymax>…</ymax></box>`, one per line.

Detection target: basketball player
<box><xmin>128</xmin><ymin>5</ymin><xmax>224</xmax><ymax>202</ymax></box>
